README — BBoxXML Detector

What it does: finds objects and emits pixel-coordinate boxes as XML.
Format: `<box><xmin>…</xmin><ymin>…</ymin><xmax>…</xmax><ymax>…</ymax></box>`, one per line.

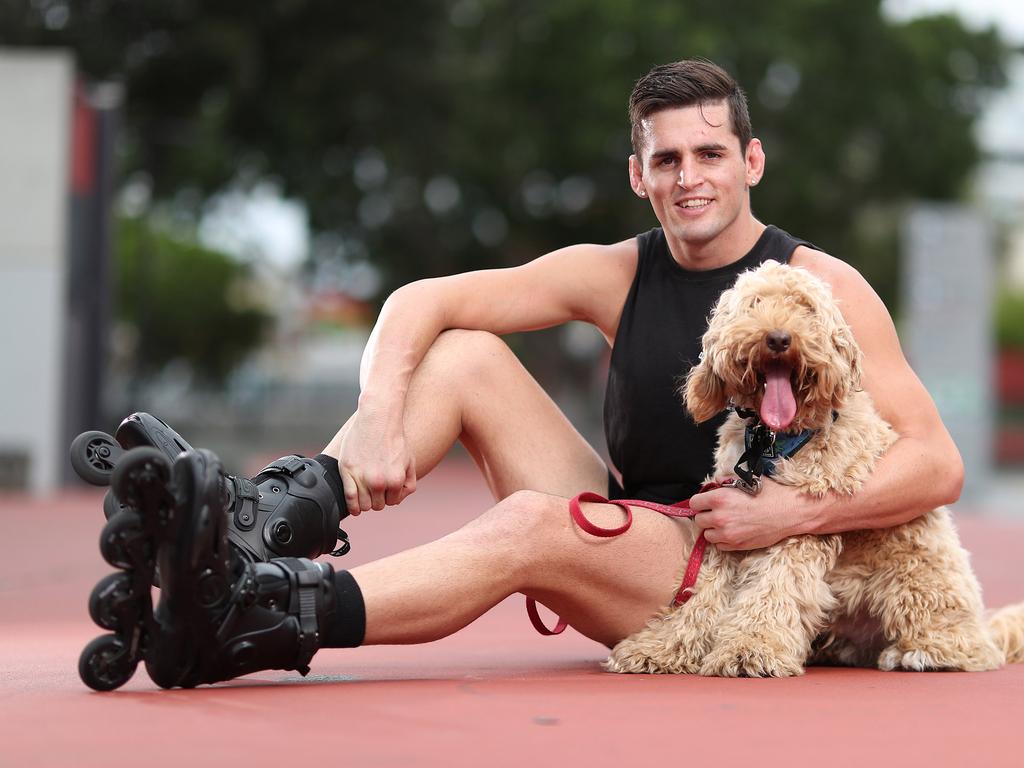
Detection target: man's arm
<box><xmin>692</xmin><ymin>249</ymin><xmax>964</xmax><ymax>551</ymax></box>
<box><xmin>339</xmin><ymin>240</ymin><xmax>637</xmax><ymax>514</ymax></box>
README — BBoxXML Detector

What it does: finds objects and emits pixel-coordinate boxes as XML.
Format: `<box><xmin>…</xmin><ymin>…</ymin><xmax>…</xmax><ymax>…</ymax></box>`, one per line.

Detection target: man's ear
<box><xmin>745</xmin><ymin>138</ymin><xmax>765</xmax><ymax>187</ymax></box>
<box><xmin>628</xmin><ymin>154</ymin><xmax>647</xmax><ymax>198</ymax></box>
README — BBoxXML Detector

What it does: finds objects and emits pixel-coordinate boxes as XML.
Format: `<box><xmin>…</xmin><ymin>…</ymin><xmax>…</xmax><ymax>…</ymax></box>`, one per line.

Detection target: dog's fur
<box><xmin>606</xmin><ymin>260</ymin><xmax>1024</xmax><ymax>676</ymax></box>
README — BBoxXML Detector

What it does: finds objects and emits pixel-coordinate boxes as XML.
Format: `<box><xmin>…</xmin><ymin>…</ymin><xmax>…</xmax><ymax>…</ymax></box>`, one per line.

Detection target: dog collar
<box><xmin>730</xmin><ymin>406</ymin><xmax>836</xmax><ymax>493</ymax></box>
<box><xmin>743</xmin><ymin>425</ymin><xmax>816</xmax><ymax>475</ymax></box>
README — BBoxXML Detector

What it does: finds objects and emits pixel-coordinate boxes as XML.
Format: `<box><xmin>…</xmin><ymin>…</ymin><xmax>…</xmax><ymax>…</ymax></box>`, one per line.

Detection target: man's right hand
<box><xmin>337</xmin><ymin>408</ymin><xmax>417</xmax><ymax>516</ymax></box>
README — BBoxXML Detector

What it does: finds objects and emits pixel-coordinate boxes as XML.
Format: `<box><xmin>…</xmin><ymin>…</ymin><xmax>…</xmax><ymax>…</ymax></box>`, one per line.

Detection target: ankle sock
<box><xmin>313</xmin><ymin>453</ymin><xmax>347</xmax><ymax>512</ymax></box>
<box><xmin>310</xmin><ymin>454</ymin><xmax>362</xmax><ymax>646</ymax></box>
<box><xmin>324</xmin><ymin>570</ymin><xmax>366</xmax><ymax>648</ymax></box>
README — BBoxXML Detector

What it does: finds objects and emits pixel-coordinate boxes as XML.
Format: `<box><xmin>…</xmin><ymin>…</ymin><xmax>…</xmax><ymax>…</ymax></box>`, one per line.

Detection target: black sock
<box><xmin>323</xmin><ymin>570</ymin><xmax>366</xmax><ymax>648</ymax></box>
<box><xmin>313</xmin><ymin>453</ymin><xmax>346</xmax><ymax>512</ymax></box>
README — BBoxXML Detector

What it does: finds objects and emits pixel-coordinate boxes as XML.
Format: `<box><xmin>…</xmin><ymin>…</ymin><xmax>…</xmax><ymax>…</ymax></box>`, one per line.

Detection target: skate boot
<box><xmin>70</xmin><ymin>412</ymin><xmax>350</xmax><ymax>559</ymax></box>
<box><xmin>79</xmin><ymin>446</ymin><xmax>342</xmax><ymax>691</ymax></box>
<box><xmin>225</xmin><ymin>455</ymin><xmax>350</xmax><ymax>562</ymax></box>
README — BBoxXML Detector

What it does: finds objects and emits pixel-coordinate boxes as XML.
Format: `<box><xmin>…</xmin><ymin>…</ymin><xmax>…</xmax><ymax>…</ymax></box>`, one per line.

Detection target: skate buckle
<box><xmin>232</xmin><ymin>477</ymin><xmax>259</xmax><ymax>531</ymax></box>
<box><xmin>282</xmin><ymin>457</ymin><xmax>306</xmax><ymax>475</ymax></box>
<box><xmin>330</xmin><ymin>528</ymin><xmax>351</xmax><ymax>557</ymax></box>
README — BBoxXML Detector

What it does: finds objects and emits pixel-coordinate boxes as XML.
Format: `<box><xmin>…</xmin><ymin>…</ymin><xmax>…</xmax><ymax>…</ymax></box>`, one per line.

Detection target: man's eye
<box><xmin>660</xmin><ymin>156</ymin><xmax>676</xmax><ymax>166</ymax></box>
<box><xmin>703</xmin><ymin>152</ymin><xmax>722</xmax><ymax>160</ymax></box>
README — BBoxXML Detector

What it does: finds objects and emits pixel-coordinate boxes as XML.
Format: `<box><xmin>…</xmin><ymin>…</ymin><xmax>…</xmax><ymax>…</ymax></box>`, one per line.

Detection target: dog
<box><xmin>606</xmin><ymin>260</ymin><xmax>1024</xmax><ymax>676</ymax></box>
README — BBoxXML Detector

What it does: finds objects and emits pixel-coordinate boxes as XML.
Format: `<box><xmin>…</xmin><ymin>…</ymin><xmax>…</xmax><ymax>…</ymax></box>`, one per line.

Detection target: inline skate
<box><xmin>79</xmin><ymin>446</ymin><xmax>340</xmax><ymax>691</ymax></box>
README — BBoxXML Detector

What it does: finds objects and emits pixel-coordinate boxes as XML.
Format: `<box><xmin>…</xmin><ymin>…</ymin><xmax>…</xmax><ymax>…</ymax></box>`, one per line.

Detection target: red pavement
<box><xmin>2</xmin><ymin>460</ymin><xmax>1022</xmax><ymax>767</ymax></box>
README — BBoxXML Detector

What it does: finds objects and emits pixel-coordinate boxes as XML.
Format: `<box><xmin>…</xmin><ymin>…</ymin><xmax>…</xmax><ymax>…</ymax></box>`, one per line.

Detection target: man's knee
<box><xmin>463</xmin><ymin>490</ymin><xmax>568</xmax><ymax>573</ymax></box>
<box><xmin>419</xmin><ymin>329</ymin><xmax>515</xmax><ymax>386</ymax></box>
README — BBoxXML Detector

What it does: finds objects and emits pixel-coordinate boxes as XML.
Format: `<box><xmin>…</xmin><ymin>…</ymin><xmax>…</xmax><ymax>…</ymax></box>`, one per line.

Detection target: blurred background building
<box><xmin>0</xmin><ymin>0</ymin><xmax>1022</xmax><ymax>510</ymax></box>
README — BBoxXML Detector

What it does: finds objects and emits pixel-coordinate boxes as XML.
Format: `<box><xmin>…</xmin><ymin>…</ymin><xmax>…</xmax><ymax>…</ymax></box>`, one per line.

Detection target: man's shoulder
<box><xmin>541</xmin><ymin>238</ymin><xmax>640</xmax><ymax>335</ymax></box>
<box><xmin>553</xmin><ymin>237</ymin><xmax>639</xmax><ymax>282</ymax></box>
<box><xmin>789</xmin><ymin>246</ymin><xmax>891</xmax><ymax>332</ymax></box>
<box><xmin>789</xmin><ymin>246</ymin><xmax>865</xmax><ymax>293</ymax></box>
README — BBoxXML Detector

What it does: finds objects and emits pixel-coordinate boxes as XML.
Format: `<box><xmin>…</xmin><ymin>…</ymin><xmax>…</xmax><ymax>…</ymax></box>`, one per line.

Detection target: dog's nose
<box><xmin>766</xmin><ymin>330</ymin><xmax>791</xmax><ymax>353</ymax></box>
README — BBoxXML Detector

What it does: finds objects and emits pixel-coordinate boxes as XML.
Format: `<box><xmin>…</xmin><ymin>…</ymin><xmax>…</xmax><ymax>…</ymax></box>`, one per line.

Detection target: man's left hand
<box><xmin>690</xmin><ymin>481</ymin><xmax>817</xmax><ymax>551</ymax></box>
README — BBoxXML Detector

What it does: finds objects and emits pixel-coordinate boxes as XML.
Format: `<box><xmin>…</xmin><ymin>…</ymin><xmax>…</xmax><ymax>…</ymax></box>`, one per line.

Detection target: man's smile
<box><xmin>675</xmin><ymin>197</ymin><xmax>714</xmax><ymax>213</ymax></box>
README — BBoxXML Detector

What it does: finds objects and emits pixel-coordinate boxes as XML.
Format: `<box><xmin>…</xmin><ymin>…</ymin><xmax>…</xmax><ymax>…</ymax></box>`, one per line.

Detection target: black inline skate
<box><xmin>79</xmin><ymin>447</ymin><xmax>340</xmax><ymax>691</ymax></box>
<box><xmin>70</xmin><ymin>412</ymin><xmax>350</xmax><ymax>560</ymax></box>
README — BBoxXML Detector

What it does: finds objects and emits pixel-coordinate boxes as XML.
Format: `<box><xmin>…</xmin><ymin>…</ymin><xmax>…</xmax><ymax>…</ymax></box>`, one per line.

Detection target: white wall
<box><xmin>902</xmin><ymin>203</ymin><xmax>994</xmax><ymax>501</ymax></box>
<box><xmin>0</xmin><ymin>49</ymin><xmax>73</xmax><ymax>493</ymax></box>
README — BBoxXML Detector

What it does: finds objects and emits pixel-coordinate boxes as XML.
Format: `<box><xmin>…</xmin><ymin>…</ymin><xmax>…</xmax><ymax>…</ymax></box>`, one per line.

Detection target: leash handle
<box><xmin>526</xmin><ymin>597</ymin><xmax>568</xmax><ymax>635</ymax></box>
<box><xmin>569</xmin><ymin>492</ymin><xmax>634</xmax><ymax>536</ymax></box>
<box><xmin>528</xmin><ymin>482</ymin><xmax>725</xmax><ymax>636</ymax></box>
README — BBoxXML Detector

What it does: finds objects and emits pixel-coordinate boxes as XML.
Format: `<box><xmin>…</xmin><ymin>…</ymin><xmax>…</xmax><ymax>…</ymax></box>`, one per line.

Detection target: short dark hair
<box><xmin>629</xmin><ymin>59</ymin><xmax>751</xmax><ymax>157</ymax></box>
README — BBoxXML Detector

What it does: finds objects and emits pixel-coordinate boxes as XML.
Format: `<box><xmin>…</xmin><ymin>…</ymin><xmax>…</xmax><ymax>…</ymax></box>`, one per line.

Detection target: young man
<box><xmin>82</xmin><ymin>59</ymin><xmax>962</xmax><ymax>689</ymax></box>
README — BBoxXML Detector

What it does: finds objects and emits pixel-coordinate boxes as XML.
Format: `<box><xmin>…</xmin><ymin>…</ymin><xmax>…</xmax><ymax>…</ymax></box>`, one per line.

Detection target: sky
<box><xmin>200</xmin><ymin>1</ymin><xmax>1024</xmax><ymax>270</ymax></box>
<box><xmin>885</xmin><ymin>0</ymin><xmax>1024</xmax><ymax>43</ymax></box>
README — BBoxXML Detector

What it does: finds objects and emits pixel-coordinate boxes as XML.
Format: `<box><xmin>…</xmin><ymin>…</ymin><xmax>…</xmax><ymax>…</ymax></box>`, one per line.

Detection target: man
<box><xmin>84</xmin><ymin>59</ymin><xmax>962</xmax><ymax>688</ymax></box>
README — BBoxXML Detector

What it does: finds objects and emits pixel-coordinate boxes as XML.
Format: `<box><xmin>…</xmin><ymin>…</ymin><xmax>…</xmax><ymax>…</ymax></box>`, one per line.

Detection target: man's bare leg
<box><xmin>322</xmin><ymin>329</ymin><xmax>691</xmax><ymax>647</ymax></box>
<box><xmin>352</xmin><ymin>491</ymin><xmax>696</xmax><ymax>647</ymax></box>
<box><xmin>323</xmin><ymin>329</ymin><xmax>611</xmax><ymax>501</ymax></box>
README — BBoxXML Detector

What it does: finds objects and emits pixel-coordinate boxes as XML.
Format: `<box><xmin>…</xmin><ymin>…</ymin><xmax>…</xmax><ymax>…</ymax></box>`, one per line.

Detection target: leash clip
<box><xmin>733</xmin><ymin>474</ymin><xmax>762</xmax><ymax>496</ymax></box>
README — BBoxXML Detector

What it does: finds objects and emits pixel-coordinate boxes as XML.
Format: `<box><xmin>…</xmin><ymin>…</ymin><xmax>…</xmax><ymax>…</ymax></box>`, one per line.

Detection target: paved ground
<box><xmin>2</xmin><ymin>460</ymin><xmax>1022</xmax><ymax>767</ymax></box>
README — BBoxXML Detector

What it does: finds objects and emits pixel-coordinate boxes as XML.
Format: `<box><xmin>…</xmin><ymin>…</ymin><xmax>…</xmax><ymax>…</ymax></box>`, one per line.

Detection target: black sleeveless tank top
<box><xmin>603</xmin><ymin>225</ymin><xmax>819</xmax><ymax>503</ymax></box>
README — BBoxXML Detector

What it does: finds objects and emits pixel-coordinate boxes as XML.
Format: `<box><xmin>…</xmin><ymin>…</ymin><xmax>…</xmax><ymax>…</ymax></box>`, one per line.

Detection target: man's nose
<box><xmin>676</xmin><ymin>159</ymin><xmax>698</xmax><ymax>188</ymax></box>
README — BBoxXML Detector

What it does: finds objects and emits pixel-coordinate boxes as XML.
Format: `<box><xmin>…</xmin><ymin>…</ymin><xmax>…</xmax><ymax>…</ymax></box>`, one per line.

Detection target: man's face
<box><xmin>629</xmin><ymin>102</ymin><xmax>763</xmax><ymax>251</ymax></box>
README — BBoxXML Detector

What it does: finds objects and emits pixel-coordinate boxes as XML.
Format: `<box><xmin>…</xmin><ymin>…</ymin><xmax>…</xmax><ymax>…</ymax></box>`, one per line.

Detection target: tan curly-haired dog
<box><xmin>606</xmin><ymin>260</ymin><xmax>1024</xmax><ymax>676</ymax></box>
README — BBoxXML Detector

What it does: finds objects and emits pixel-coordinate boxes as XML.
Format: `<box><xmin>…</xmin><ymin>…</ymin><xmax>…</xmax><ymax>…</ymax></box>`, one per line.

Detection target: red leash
<box><xmin>526</xmin><ymin>481</ymin><xmax>726</xmax><ymax>636</ymax></box>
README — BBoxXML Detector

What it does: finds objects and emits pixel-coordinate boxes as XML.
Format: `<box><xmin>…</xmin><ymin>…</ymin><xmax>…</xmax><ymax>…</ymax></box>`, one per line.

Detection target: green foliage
<box><xmin>996</xmin><ymin>291</ymin><xmax>1024</xmax><ymax>350</ymax></box>
<box><xmin>4</xmin><ymin>0</ymin><xmax>1011</xmax><ymax>313</ymax></box>
<box><xmin>116</xmin><ymin>217</ymin><xmax>271</xmax><ymax>383</ymax></box>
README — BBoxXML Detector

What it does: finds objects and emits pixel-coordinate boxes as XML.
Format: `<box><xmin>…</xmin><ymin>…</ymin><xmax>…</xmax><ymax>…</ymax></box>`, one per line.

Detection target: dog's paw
<box><xmin>699</xmin><ymin>642</ymin><xmax>805</xmax><ymax>678</ymax></box>
<box><xmin>603</xmin><ymin>652</ymin><xmax>677</xmax><ymax>675</ymax></box>
<box><xmin>604</xmin><ymin>646</ymin><xmax>701</xmax><ymax>675</ymax></box>
<box><xmin>878</xmin><ymin>640</ymin><xmax>1004</xmax><ymax>672</ymax></box>
<box><xmin>603</xmin><ymin>652</ymin><xmax>659</xmax><ymax>674</ymax></box>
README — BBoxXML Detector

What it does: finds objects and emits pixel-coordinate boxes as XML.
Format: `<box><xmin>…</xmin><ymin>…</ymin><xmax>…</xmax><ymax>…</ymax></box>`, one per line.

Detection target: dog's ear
<box><xmin>683</xmin><ymin>356</ymin><xmax>728</xmax><ymax>423</ymax></box>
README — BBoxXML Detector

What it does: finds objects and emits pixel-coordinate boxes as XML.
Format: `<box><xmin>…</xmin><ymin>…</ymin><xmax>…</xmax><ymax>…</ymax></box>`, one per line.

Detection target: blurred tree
<box><xmin>116</xmin><ymin>216</ymin><xmax>271</xmax><ymax>383</ymax></box>
<box><xmin>996</xmin><ymin>291</ymin><xmax>1024</xmax><ymax>350</ymax></box>
<box><xmin>2</xmin><ymin>0</ymin><xmax>1009</xmax><ymax>310</ymax></box>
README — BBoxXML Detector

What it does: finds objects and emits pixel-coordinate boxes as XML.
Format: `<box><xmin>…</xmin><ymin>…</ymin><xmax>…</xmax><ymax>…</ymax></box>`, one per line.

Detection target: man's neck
<box><xmin>665</xmin><ymin>216</ymin><xmax>766</xmax><ymax>271</ymax></box>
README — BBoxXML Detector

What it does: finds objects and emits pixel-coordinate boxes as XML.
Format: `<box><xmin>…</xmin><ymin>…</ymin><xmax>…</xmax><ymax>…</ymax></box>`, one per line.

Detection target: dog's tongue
<box><xmin>760</xmin><ymin>361</ymin><xmax>796</xmax><ymax>431</ymax></box>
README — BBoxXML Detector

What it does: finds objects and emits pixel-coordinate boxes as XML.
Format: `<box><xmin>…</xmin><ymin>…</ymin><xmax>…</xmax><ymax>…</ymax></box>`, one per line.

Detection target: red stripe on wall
<box><xmin>70</xmin><ymin>81</ymin><xmax>96</xmax><ymax>195</ymax></box>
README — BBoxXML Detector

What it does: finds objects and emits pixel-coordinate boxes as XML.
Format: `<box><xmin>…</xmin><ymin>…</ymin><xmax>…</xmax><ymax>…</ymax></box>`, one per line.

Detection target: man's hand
<box><xmin>690</xmin><ymin>481</ymin><xmax>818</xmax><ymax>551</ymax></box>
<box><xmin>337</xmin><ymin>408</ymin><xmax>416</xmax><ymax>516</ymax></box>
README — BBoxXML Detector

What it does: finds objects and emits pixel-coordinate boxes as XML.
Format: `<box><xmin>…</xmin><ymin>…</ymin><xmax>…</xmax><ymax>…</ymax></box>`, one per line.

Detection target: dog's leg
<box><xmin>699</xmin><ymin>535</ymin><xmax>841</xmax><ymax>678</ymax></box>
<box><xmin>871</xmin><ymin>510</ymin><xmax>1004</xmax><ymax>672</ymax></box>
<box><xmin>605</xmin><ymin>549</ymin><xmax>737</xmax><ymax>674</ymax></box>
<box><xmin>810</xmin><ymin>548</ymin><xmax>887</xmax><ymax>668</ymax></box>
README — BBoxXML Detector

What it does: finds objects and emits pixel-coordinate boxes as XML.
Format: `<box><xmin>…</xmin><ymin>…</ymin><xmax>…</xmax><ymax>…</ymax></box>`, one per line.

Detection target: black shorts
<box><xmin>607</xmin><ymin>470</ymin><xmax>626</xmax><ymax>500</ymax></box>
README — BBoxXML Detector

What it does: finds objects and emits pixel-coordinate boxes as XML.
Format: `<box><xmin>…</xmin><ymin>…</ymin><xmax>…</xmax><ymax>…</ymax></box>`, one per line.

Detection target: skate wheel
<box><xmin>79</xmin><ymin>634</ymin><xmax>138</xmax><ymax>691</ymax></box>
<box><xmin>99</xmin><ymin>510</ymin><xmax>145</xmax><ymax>570</ymax></box>
<box><xmin>111</xmin><ymin>447</ymin><xmax>171</xmax><ymax>509</ymax></box>
<box><xmin>70</xmin><ymin>431</ymin><xmax>123</xmax><ymax>486</ymax></box>
<box><xmin>103</xmin><ymin>489</ymin><xmax>123</xmax><ymax>521</ymax></box>
<box><xmin>88</xmin><ymin>572</ymin><xmax>137</xmax><ymax>631</ymax></box>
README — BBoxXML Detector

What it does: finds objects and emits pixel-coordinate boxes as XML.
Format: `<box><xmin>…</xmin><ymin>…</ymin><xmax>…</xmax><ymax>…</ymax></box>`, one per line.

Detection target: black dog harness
<box><xmin>731</xmin><ymin>405</ymin><xmax>834</xmax><ymax>493</ymax></box>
